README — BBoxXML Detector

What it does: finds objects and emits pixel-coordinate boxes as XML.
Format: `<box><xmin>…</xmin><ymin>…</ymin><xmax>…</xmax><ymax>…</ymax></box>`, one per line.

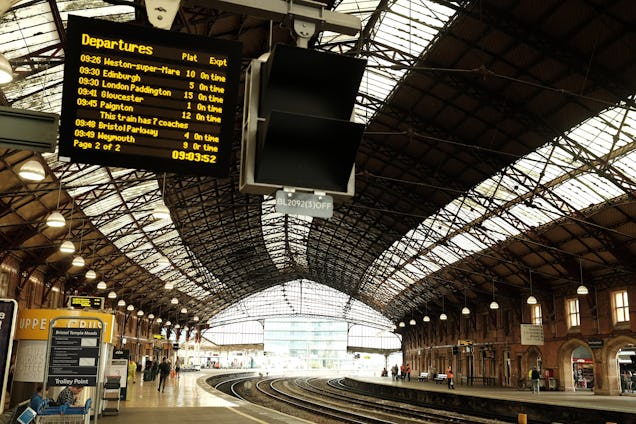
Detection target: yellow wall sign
<box><xmin>16</xmin><ymin>309</ymin><xmax>115</xmax><ymax>343</ymax></box>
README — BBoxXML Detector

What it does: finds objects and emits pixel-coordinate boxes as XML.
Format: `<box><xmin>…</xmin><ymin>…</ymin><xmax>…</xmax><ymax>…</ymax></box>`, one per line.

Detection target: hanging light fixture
<box><xmin>576</xmin><ymin>259</ymin><xmax>589</xmax><ymax>295</ymax></box>
<box><xmin>85</xmin><ymin>269</ymin><xmax>97</xmax><ymax>280</ymax></box>
<box><xmin>423</xmin><ymin>302</ymin><xmax>430</xmax><ymax>322</ymax></box>
<box><xmin>490</xmin><ymin>279</ymin><xmax>499</xmax><ymax>310</ymax></box>
<box><xmin>60</xmin><ymin>240</ymin><xmax>75</xmax><ymax>254</ymax></box>
<box><xmin>527</xmin><ymin>269</ymin><xmax>537</xmax><ymax>305</ymax></box>
<box><xmin>46</xmin><ymin>183</ymin><xmax>66</xmax><ymax>227</ymax></box>
<box><xmin>440</xmin><ymin>296</ymin><xmax>447</xmax><ymax>320</ymax></box>
<box><xmin>137</xmin><ymin>310</ymin><xmax>144</xmax><ymax>316</ymax></box>
<box><xmin>108</xmin><ymin>291</ymin><xmax>117</xmax><ymax>299</ymax></box>
<box><xmin>152</xmin><ymin>173</ymin><xmax>171</xmax><ymax>219</ymax></box>
<box><xmin>164</xmin><ymin>320</ymin><xmax>171</xmax><ymax>326</ymax></box>
<box><xmin>180</xmin><ymin>307</ymin><xmax>187</xmax><ymax>314</ymax></box>
<box><xmin>18</xmin><ymin>159</ymin><xmax>45</xmax><ymax>181</ymax></box>
<box><xmin>126</xmin><ymin>304</ymin><xmax>134</xmax><ymax>311</ymax></box>
<box><xmin>148</xmin><ymin>313</ymin><xmax>155</xmax><ymax>320</ymax></box>
<box><xmin>164</xmin><ymin>281</ymin><xmax>174</xmax><ymax>290</ymax></box>
<box><xmin>170</xmin><ymin>297</ymin><xmax>178</xmax><ymax>304</ymax></box>
<box><xmin>71</xmin><ymin>255</ymin><xmax>85</xmax><ymax>267</ymax></box>
<box><xmin>97</xmin><ymin>281</ymin><xmax>107</xmax><ymax>290</ymax></box>
<box><xmin>409</xmin><ymin>311</ymin><xmax>416</xmax><ymax>325</ymax></box>
<box><xmin>0</xmin><ymin>52</ymin><xmax>13</xmax><ymax>84</ymax></box>
<box><xmin>174</xmin><ymin>323</ymin><xmax>181</xmax><ymax>329</ymax></box>
<box><xmin>117</xmin><ymin>299</ymin><xmax>126</xmax><ymax>307</ymax></box>
<box><xmin>156</xmin><ymin>317</ymin><xmax>163</xmax><ymax>324</ymax></box>
<box><xmin>72</xmin><ymin>220</ymin><xmax>85</xmax><ymax>268</ymax></box>
<box><xmin>462</xmin><ymin>289</ymin><xmax>470</xmax><ymax>315</ymax></box>
<box><xmin>46</xmin><ymin>211</ymin><xmax>65</xmax><ymax>228</ymax></box>
<box><xmin>398</xmin><ymin>321</ymin><xmax>405</xmax><ymax>327</ymax></box>
<box><xmin>193</xmin><ymin>316</ymin><xmax>199</xmax><ymax>322</ymax></box>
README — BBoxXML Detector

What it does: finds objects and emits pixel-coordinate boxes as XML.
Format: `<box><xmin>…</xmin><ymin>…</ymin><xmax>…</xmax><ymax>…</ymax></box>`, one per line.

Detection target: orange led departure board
<box><xmin>58</xmin><ymin>15</ymin><xmax>242</xmax><ymax>176</ymax></box>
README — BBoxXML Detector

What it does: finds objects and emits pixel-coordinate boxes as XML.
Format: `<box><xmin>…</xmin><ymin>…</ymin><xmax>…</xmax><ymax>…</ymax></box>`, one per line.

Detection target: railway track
<box><xmin>220</xmin><ymin>375</ymin><xmax>510</xmax><ymax>424</ymax></box>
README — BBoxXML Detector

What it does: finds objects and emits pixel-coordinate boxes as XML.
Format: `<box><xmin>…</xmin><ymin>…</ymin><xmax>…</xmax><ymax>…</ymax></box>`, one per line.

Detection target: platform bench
<box><xmin>434</xmin><ymin>373</ymin><xmax>447</xmax><ymax>383</ymax></box>
<box><xmin>417</xmin><ymin>372</ymin><xmax>429</xmax><ymax>382</ymax></box>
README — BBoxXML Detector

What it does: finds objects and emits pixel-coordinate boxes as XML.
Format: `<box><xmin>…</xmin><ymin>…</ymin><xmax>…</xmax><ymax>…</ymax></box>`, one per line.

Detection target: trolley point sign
<box><xmin>47</xmin><ymin>327</ymin><xmax>101</xmax><ymax>386</ymax></box>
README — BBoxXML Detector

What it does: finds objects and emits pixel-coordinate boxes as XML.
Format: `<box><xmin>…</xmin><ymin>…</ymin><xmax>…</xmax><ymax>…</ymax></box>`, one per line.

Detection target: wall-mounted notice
<box><xmin>58</xmin><ymin>15</ymin><xmax>242</xmax><ymax>176</ymax></box>
<box><xmin>520</xmin><ymin>324</ymin><xmax>544</xmax><ymax>345</ymax></box>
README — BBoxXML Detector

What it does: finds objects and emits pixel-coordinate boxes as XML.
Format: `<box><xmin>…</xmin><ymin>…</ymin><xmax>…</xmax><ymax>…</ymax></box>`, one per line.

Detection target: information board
<box><xmin>68</xmin><ymin>296</ymin><xmax>104</xmax><ymax>309</ymax></box>
<box><xmin>0</xmin><ymin>299</ymin><xmax>17</xmax><ymax>414</ymax></box>
<box><xmin>58</xmin><ymin>15</ymin><xmax>242</xmax><ymax>176</ymax></box>
<box><xmin>47</xmin><ymin>328</ymin><xmax>101</xmax><ymax>386</ymax></box>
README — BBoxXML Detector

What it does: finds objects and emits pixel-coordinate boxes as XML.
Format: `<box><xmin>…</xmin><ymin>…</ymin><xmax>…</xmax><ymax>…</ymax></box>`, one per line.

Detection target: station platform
<box><xmin>347</xmin><ymin>376</ymin><xmax>636</xmax><ymax>423</ymax></box>
<box><xmin>98</xmin><ymin>369</ymin><xmax>311</xmax><ymax>424</ymax></box>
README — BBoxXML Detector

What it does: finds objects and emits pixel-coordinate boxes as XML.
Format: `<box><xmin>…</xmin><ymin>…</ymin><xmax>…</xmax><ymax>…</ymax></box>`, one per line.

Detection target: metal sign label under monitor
<box><xmin>275</xmin><ymin>190</ymin><xmax>333</xmax><ymax>218</ymax></box>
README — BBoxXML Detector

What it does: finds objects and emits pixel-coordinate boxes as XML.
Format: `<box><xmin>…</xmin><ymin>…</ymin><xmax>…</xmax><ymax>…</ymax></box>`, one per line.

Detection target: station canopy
<box><xmin>0</xmin><ymin>0</ymin><xmax>635</xmax><ymax>331</ymax></box>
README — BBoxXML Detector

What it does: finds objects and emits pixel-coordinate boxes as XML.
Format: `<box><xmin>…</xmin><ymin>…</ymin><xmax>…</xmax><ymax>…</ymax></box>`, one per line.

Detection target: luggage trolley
<box><xmin>35</xmin><ymin>399</ymin><xmax>92</xmax><ymax>424</ymax></box>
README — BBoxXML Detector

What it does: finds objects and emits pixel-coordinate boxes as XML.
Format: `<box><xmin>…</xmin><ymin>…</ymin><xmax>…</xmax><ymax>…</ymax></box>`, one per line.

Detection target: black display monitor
<box><xmin>58</xmin><ymin>15</ymin><xmax>242</xmax><ymax>176</ymax></box>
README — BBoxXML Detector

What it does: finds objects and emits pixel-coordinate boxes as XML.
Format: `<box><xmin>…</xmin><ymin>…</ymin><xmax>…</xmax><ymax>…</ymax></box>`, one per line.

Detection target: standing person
<box><xmin>531</xmin><ymin>367</ymin><xmax>541</xmax><ymax>394</ymax></box>
<box><xmin>175</xmin><ymin>358</ymin><xmax>181</xmax><ymax>379</ymax></box>
<box><xmin>405</xmin><ymin>363</ymin><xmax>411</xmax><ymax>381</ymax></box>
<box><xmin>446</xmin><ymin>366</ymin><xmax>455</xmax><ymax>389</ymax></box>
<box><xmin>391</xmin><ymin>364</ymin><xmax>398</xmax><ymax>380</ymax></box>
<box><xmin>128</xmin><ymin>360</ymin><xmax>137</xmax><ymax>384</ymax></box>
<box><xmin>158</xmin><ymin>357</ymin><xmax>171</xmax><ymax>392</ymax></box>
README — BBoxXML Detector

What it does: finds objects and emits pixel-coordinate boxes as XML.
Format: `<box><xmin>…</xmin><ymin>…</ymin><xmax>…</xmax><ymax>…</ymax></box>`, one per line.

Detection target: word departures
<box><xmin>59</xmin><ymin>15</ymin><xmax>241</xmax><ymax>176</ymax></box>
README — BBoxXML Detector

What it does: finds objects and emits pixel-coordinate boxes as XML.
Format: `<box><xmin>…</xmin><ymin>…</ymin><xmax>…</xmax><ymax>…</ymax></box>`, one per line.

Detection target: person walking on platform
<box><xmin>128</xmin><ymin>360</ymin><xmax>137</xmax><ymax>384</ymax></box>
<box><xmin>446</xmin><ymin>366</ymin><xmax>455</xmax><ymax>389</ymax></box>
<box><xmin>391</xmin><ymin>364</ymin><xmax>398</xmax><ymax>380</ymax></box>
<box><xmin>531</xmin><ymin>367</ymin><xmax>541</xmax><ymax>394</ymax></box>
<box><xmin>406</xmin><ymin>364</ymin><xmax>411</xmax><ymax>381</ymax></box>
<box><xmin>158</xmin><ymin>357</ymin><xmax>171</xmax><ymax>392</ymax></box>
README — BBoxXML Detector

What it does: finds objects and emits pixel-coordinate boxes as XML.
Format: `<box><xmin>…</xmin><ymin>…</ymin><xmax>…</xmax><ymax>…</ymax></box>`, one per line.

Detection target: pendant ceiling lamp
<box><xmin>18</xmin><ymin>159</ymin><xmax>45</xmax><ymax>181</ymax></box>
<box><xmin>527</xmin><ymin>269</ymin><xmax>537</xmax><ymax>305</ymax></box>
<box><xmin>489</xmin><ymin>279</ymin><xmax>499</xmax><ymax>310</ymax></box>
<box><xmin>576</xmin><ymin>259</ymin><xmax>589</xmax><ymax>295</ymax></box>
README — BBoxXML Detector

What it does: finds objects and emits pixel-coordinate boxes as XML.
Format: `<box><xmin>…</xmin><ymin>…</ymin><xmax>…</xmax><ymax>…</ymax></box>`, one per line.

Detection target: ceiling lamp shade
<box><xmin>461</xmin><ymin>306</ymin><xmax>471</xmax><ymax>315</ymax></box>
<box><xmin>164</xmin><ymin>320</ymin><xmax>171</xmax><ymax>326</ymax></box>
<box><xmin>71</xmin><ymin>255</ymin><xmax>85</xmax><ymax>267</ymax></box>
<box><xmin>0</xmin><ymin>53</ymin><xmax>13</xmax><ymax>84</ymax></box>
<box><xmin>174</xmin><ymin>323</ymin><xmax>181</xmax><ymax>329</ymax></box>
<box><xmin>148</xmin><ymin>313</ymin><xmax>155</xmax><ymax>320</ymax></box>
<box><xmin>577</xmin><ymin>259</ymin><xmax>588</xmax><ymax>295</ymax></box>
<box><xmin>180</xmin><ymin>307</ymin><xmax>187</xmax><ymax>314</ymax></box>
<box><xmin>96</xmin><ymin>281</ymin><xmax>107</xmax><ymax>290</ymax></box>
<box><xmin>108</xmin><ymin>291</ymin><xmax>117</xmax><ymax>299</ymax></box>
<box><xmin>398</xmin><ymin>321</ymin><xmax>405</xmax><ymax>328</ymax></box>
<box><xmin>126</xmin><ymin>304</ymin><xmax>134</xmax><ymax>311</ymax></box>
<box><xmin>440</xmin><ymin>313</ymin><xmax>448</xmax><ymax>320</ymax></box>
<box><xmin>85</xmin><ymin>269</ymin><xmax>97</xmax><ymax>280</ymax></box>
<box><xmin>409</xmin><ymin>318</ymin><xmax>416</xmax><ymax>326</ymax></box>
<box><xmin>152</xmin><ymin>202</ymin><xmax>170</xmax><ymax>220</ymax></box>
<box><xmin>117</xmin><ymin>299</ymin><xmax>126</xmax><ymax>307</ymax></box>
<box><xmin>193</xmin><ymin>316</ymin><xmax>199</xmax><ymax>321</ymax></box>
<box><xmin>526</xmin><ymin>295</ymin><xmax>538</xmax><ymax>305</ymax></box>
<box><xmin>170</xmin><ymin>297</ymin><xmax>178</xmax><ymax>304</ymax></box>
<box><xmin>59</xmin><ymin>240</ymin><xmax>75</xmax><ymax>253</ymax></box>
<box><xmin>490</xmin><ymin>279</ymin><xmax>499</xmax><ymax>310</ymax></box>
<box><xmin>18</xmin><ymin>159</ymin><xmax>46</xmax><ymax>181</ymax></box>
<box><xmin>137</xmin><ymin>310</ymin><xmax>144</xmax><ymax>316</ymax></box>
<box><xmin>423</xmin><ymin>315</ymin><xmax>431</xmax><ymax>322</ymax></box>
<box><xmin>164</xmin><ymin>282</ymin><xmax>174</xmax><ymax>290</ymax></box>
<box><xmin>46</xmin><ymin>211</ymin><xmax>66</xmax><ymax>227</ymax></box>
<box><xmin>156</xmin><ymin>317</ymin><xmax>162</xmax><ymax>323</ymax></box>
<box><xmin>157</xmin><ymin>255</ymin><xmax>170</xmax><ymax>267</ymax></box>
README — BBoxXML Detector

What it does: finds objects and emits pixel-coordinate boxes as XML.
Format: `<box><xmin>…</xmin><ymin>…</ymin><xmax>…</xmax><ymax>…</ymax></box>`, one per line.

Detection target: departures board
<box><xmin>58</xmin><ymin>15</ymin><xmax>242</xmax><ymax>176</ymax></box>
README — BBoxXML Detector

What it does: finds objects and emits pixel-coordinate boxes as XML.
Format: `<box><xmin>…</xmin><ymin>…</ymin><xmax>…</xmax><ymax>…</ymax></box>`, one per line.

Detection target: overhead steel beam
<box><xmin>187</xmin><ymin>0</ymin><xmax>361</xmax><ymax>36</ymax></box>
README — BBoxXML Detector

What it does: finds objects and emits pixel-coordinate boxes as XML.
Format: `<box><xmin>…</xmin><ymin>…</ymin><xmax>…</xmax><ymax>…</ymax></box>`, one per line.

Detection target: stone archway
<box><xmin>557</xmin><ymin>338</ymin><xmax>588</xmax><ymax>392</ymax></box>
<box><xmin>600</xmin><ymin>335</ymin><xmax>636</xmax><ymax>396</ymax></box>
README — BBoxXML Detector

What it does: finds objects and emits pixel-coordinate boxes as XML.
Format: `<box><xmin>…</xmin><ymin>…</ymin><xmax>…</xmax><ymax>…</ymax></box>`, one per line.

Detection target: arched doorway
<box><xmin>557</xmin><ymin>338</ymin><xmax>589</xmax><ymax>392</ymax></box>
<box><xmin>572</xmin><ymin>345</ymin><xmax>594</xmax><ymax>391</ymax></box>
<box><xmin>597</xmin><ymin>335</ymin><xmax>636</xmax><ymax>395</ymax></box>
<box><xmin>515</xmin><ymin>346</ymin><xmax>542</xmax><ymax>389</ymax></box>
